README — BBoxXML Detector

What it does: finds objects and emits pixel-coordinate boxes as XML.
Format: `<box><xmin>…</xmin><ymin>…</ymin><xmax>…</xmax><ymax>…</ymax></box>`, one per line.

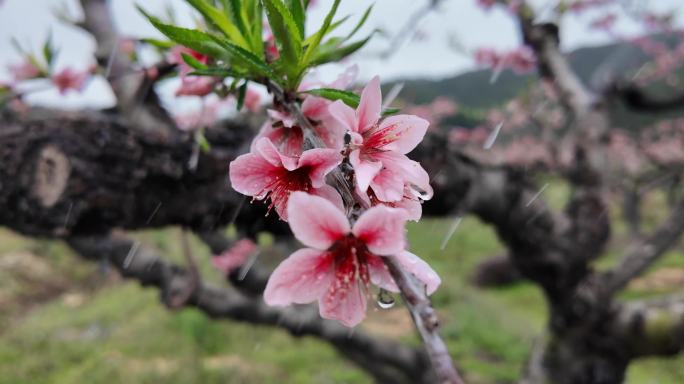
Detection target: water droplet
<box><xmin>376</xmin><ymin>289</ymin><xmax>395</xmax><ymax>309</ymax></box>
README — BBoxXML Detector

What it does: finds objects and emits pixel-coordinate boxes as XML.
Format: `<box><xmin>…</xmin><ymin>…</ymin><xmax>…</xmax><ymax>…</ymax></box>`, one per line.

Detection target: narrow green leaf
<box><xmin>181</xmin><ymin>52</ymin><xmax>208</xmax><ymax>70</ymax></box>
<box><xmin>346</xmin><ymin>4</ymin><xmax>373</xmax><ymax>41</ymax></box>
<box><xmin>382</xmin><ymin>107</ymin><xmax>401</xmax><ymax>117</ymax></box>
<box><xmin>287</xmin><ymin>0</ymin><xmax>306</xmax><ymax>38</ymax></box>
<box><xmin>186</xmin><ymin>0</ymin><xmax>250</xmax><ymax>49</ymax></box>
<box><xmin>189</xmin><ymin>67</ymin><xmax>246</xmax><ymax>78</ymax></box>
<box><xmin>311</xmin><ymin>33</ymin><xmax>373</xmax><ymax>66</ymax></box>
<box><xmin>304</xmin><ymin>88</ymin><xmax>359</xmax><ymax>108</ymax></box>
<box><xmin>302</xmin><ymin>14</ymin><xmax>349</xmax><ymax>47</ymax></box>
<box><xmin>141</xmin><ymin>38</ymin><xmax>176</xmax><ymax>49</ymax></box>
<box><xmin>262</xmin><ymin>0</ymin><xmax>303</xmax><ymax>74</ymax></box>
<box><xmin>236</xmin><ymin>81</ymin><xmax>247</xmax><ymax>110</ymax></box>
<box><xmin>42</xmin><ymin>33</ymin><xmax>56</xmax><ymax>70</ymax></box>
<box><xmin>195</xmin><ymin>131</ymin><xmax>212</xmax><ymax>152</ymax></box>
<box><xmin>302</xmin><ymin>0</ymin><xmax>340</xmax><ymax>65</ymax></box>
<box><xmin>208</xmin><ymin>35</ymin><xmax>275</xmax><ymax>77</ymax></box>
<box><xmin>138</xmin><ymin>7</ymin><xmax>228</xmax><ymax>58</ymax></box>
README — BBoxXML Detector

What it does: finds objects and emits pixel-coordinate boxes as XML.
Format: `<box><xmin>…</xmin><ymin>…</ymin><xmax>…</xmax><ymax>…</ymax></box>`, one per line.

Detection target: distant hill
<box><xmin>389</xmin><ymin>33</ymin><xmax>683</xmax><ymax>130</ymax></box>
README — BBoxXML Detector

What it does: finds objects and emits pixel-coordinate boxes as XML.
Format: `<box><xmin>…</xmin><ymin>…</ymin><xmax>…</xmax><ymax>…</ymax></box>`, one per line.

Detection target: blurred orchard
<box><xmin>0</xmin><ymin>0</ymin><xmax>683</xmax><ymax>383</ymax></box>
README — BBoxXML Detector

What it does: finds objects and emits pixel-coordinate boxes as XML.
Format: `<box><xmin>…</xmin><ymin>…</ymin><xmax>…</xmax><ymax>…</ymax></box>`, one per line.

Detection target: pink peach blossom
<box><xmin>264</xmin><ymin>192</ymin><xmax>440</xmax><ymax>327</ymax></box>
<box><xmin>175</xmin><ymin>76</ymin><xmax>216</xmax><ymax>97</ymax></box>
<box><xmin>244</xmin><ymin>87</ymin><xmax>262</xmax><ymax>112</ymax></box>
<box><xmin>259</xmin><ymin>66</ymin><xmax>359</xmax><ymax>154</ymax></box>
<box><xmin>212</xmin><ymin>239</ymin><xmax>258</xmax><ymax>275</ymax></box>
<box><xmin>8</xmin><ymin>59</ymin><xmax>41</xmax><ymax>82</ymax></box>
<box><xmin>329</xmin><ymin>76</ymin><xmax>433</xmax><ymax>203</ymax></box>
<box><xmin>51</xmin><ymin>67</ymin><xmax>90</xmax><ymax>94</ymax></box>
<box><xmin>229</xmin><ymin>137</ymin><xmax>343</xmax><ymax>220</ymax></box>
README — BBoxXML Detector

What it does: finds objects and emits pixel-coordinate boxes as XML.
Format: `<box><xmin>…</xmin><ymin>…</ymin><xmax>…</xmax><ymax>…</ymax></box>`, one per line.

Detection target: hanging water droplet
<box><xmin>376</xmin><ymin>289</ymin><xmax>395</xmax><ymax>309</ymax></box>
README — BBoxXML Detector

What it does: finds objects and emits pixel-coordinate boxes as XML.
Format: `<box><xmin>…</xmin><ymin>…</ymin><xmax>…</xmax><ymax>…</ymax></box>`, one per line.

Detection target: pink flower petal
<box><xmin>329</xmin><ymin>100</ymin><xmax>358</xmax><ymax>133</ymax></box>
<box><xmin>374</xmin><ymin>114</ymin><xmax>429</xmax><ymax>154</ymax></box>
<box><xmin>229</xmin><ymin>152</ymin><xmax>278</xmax><ymax>198</ymax></box>
<box><xmin>372</xmin><ymin>151</ymin><xmax>434</xmax><ymax>200</ymax></box>
<box><xmin>352</xmin><ymin>205</ymin><xmax>406</xmax><ymax>255</ymax></box>
<box><xmin>254</xmin><ymin>137</ymin><xmax>298</xmax><ymax>170</ymax></box>
<box><xmin>357</xmin><ymin>76</ymin><xmax>382</xmax><ymax>133</ymax></box>
<box><xmin>392</xmin><ymin>197</ymin><xmax>423</xmax><ymax>222</ymax></box>
<box><xmin>393</xmin><ymin>251</ymin><xmax>441</xmax><ymax>295</ymax></box>
<box><xmin>350</xmin><ymin>149</ymin><xmax>382</xmax><ymax>193</ymax></box>
<box><xmin>319</xmin><ymin>278</ymin><xmax>367</xmax><ymax>327</ymax></box>
<box><xmin>310</xmin><ymin>185</ymin><xmax>345</xmax><ymax>212</ymax></box>
<box><xmin>370</xmin><ymin>166</ymin><xmax>404</xmax><ymax>202</ymax></box>
<box><xmin>298</xmin><ymin>148</ymin><xmax>342</xmax><ymax>188</ymax></box>
<box><xmin>287</xmin><ymin>191</ymin><xmax>350</xmax><ymax>250</ymax></box>
<box><xmin>264</xmin><ymin>248</ymin><xmax>334</xmax><ymax>306</ymax></box>
<box><xmin>367</xmin><ymin>255</ymin><xmax>399</xmax><ymax>292</ymax></box>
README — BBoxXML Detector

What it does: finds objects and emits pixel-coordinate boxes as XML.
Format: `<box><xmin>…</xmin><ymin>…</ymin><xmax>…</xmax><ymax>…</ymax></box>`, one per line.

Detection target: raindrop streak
<box><xmin>145</xmin><ymin>202</ymin><xmax>162</xmax><ymax>224</ymax></box>
<box><xmin>237</xmin><ymin>251</ymin><xmax>260</xmax><ymax>281</ymax></box>
<box><xmin>525</xmin><ymin>183</ymin><xmax>549</xmax><ymax>207</ymax></box>
<box><xmin>377</xmin><ymin>289</ymin><xmax>396</xmax><ymax>309</ymax></box>
<box><xmin>440</xmin><ymin>216</ymin><xmax>463</xmax><ymax>251</ymax></box>
<box><xmin>104</xmin><ymin>38</ymin><xmax>119</xmax><ymax>79</ymax></box>
<box><xmin>483</xmin><ymin>121</ymin><xmax>504</xmax><ymax>150</ymax></box>
<box><xmin>123</xmin><ymin>240</ymin><xmax>141</xmax><ymax>269</ymax></box>
<box><xmin>63</xmin><ymin>201</ymin><xmax>73</xmax><ymax>227</ymax></box>
<box><xmin>382</xmin><ymin>82</ymin><xmax>404</xmax><ymax>110</ymax></box>
<box><xmin>489</xmin><ymin>64</ymin><xmax>504</xmax><ymax>84</ymax></box>
<box><xmin>229</xmin><ymin>196</ymin><xmax>248</xmax><ymax>226</ymax></box>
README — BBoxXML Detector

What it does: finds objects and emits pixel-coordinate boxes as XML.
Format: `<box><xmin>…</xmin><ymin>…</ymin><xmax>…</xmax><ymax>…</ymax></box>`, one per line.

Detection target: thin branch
<box><xmin>600</xmin><ymin>197</ymin><xmax>684</xmax><ymax>294</ymax></box>
<box><xmin>67</xmin><ymin>233</ymin><xmax>430</xmax><ymax>383</ymax></box>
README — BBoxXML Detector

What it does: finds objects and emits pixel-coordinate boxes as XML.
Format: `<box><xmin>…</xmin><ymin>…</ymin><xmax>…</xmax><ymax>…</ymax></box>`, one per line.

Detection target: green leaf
<box><xmin>42</xmin><ymin>33</ymin><xmax>56</xmax><ymax>70</ymax></box>
<box><xmin>181</xmin><ymin>52</ymin><xmax>208</xmax><ymax>70</ymax></box>
<box><xmin>186</xmin><ymin>0</ymin><xmax>250</xmax><ymax>49</ymax></box>
<box><xmin>236</xmin><ymin>81</ymin><xmax>247</xmax><ymax>110</ymax></box>
<box><xmin>302</xmin><ymin>0</ymin><xmax>340</xmax><ymax>65</ymax></box>
<box><xmin>287</xmin><ymin>0</ymin><xmax>306</xmax><ymax>38</ymax></box>
<box><xmin>209</xmin><ymin>36</ymin><xmax>275</xmax><ymax>77</ymax></box>
<box><xmin>304</xmin><ymin>88</ymin><xmax>359</xmax><ymax>108</ymax></box>
<box><xmin>262</xmin><ymin>0</ymin><xmax>303</xmax><ymax>76</ymax></box>
<box><xmin>311</xmin><ymin>32</ymin><xmax>373</xmax><ymax>66</ymax></box>
<box><xmin>382</xmin><ymin>107</ymin><xmax>401</xmax><ymax>116</ymax></box>
<box><xmin>189</xmin><ymin>67</ymin><xmax>246</xmax><ymax>78</ymax></box>
<box><xmin>138</xmin><ymin>7</ymin><xmax>229</xmax><ymax>59</ymax></box>
<box><xmin>302</xmin><ymin>14</ymin><xmax>349</xmax><ymax>47</ymax></box>
<box><xmin>195</xmin><ymin>131</ymin><xmax>212</xmax><ymax>152</ymax></box>
<box><xmin>346</xmin><ymin>4</ymin><xmax>373</xmax><ymax>41</ymax></box>
<box><xmin>141</xmin><ymin>38</ymin><xmax>176</xmax><ymax>49</ymax></box>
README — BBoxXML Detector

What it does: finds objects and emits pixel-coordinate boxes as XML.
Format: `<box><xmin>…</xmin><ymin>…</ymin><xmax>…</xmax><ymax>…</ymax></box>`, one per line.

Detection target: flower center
<box><xmin>259</xmin><ymin>166</ymin><xmax>312</xmax><ymax>214</ymax></box>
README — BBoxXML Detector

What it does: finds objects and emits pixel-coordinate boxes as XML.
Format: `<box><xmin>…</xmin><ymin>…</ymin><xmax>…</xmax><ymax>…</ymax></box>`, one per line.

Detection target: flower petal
<box><xmin>350</xmin><ymin>149</ymin><xmax>382</xmax><ymax>193</ymax></box>
<box><xmin>352</xmin><ymin>205</ymin><xmax>406</xmax><ymax>255</ymax></box>
<box><xmin>329</xmin><ymin>100</ymin><xmax>358</xmax><ymax>133</ymax></box>
<box><xmin>287</xmin><ymin>191</ymin><xmax>350</xmax><ymax>249</ymax></box>
<box><xmin>370</xmin><ymin>166</ymin><xmax>404</xmax><ymax>202</ymax></box>
<box><xmin>393</xmin><ymin>251</ymin><xmax>441</xmax><ymax>295</ymax></box>
<box><xmin>357</xmin><ymin>76</ymin><xmax>382</xmax><ymax>133</ymax></box>
<box><xmin>229</xmin><ymin>152</ymin><xmax>278</xmax><ymax>198</ymax></box>
<box><xmin>392</xmin><ymin>197</ymin><xmax>423</xmax><ymax>222</ymax></box>
<box><xmin>367</xmin><ymin>255</ymin><xmax>399</xmax><ymax>292</ymax></box>
<box><xmin>254</xmin><ymin>137</ymin><xmax>298</xmax><ymax>170</ymax></box>
<box><xmin>373</xmin><ymin>151</ymin><xmax>434</xmax><ymax>200</ymax></box>
<box><xmin>310</xmin><ymin>185</ymin><xmax>345</xmax><ymax>212</ymax></box>
<box><xmin>319</xmin><ymin>278</ymin><xmax>367</xmax><ymax>327</ymax></box>
<box><xmin>264</xmin><ymin>248</ymin><xmax>334</xmax><ymax>306</ymax></box>
<box><xmin>298</xmin><ymin>148</ymin><xmax>342</xmax><ymax>188</ymax></box>
<box><xmin>374</xmin><ymin>114</ymin><xmax>429</xmax><ymax>154</ymax></box>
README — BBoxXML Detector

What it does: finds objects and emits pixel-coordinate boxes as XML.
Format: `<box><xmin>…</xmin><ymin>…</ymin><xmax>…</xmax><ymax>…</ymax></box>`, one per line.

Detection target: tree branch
<box><xmin>67</xmin><ymin>233</ymin><xmax>431</xmax><ymax>383</ymax></box>
<box><xmin>601</xmin><ymin>197</ymin><xmax>684</xmax><ymax>294</ymax></box>
<box><xmin>615</xmin><ymin>292</ymin><xmax>684</xmax><ymax>358</ymax></box>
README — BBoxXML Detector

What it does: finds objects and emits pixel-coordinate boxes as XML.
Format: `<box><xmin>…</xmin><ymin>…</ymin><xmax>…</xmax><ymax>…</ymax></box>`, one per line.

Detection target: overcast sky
<box><xmin>0</xmin><ymin>0</ymin><xmax>682</xmax><ymax>109</ymax></box>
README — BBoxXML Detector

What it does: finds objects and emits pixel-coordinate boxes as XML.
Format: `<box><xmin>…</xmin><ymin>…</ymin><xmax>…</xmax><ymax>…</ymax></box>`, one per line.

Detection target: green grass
<box><xmin>0</xmin><ymin>183</ymin><xmax>683</xmax><ymax>383</ymax></box>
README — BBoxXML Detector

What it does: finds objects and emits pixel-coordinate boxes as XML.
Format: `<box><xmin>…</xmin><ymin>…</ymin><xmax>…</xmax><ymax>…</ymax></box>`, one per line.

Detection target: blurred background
<box><xmin>1</xmin><ymin>0</ymin><xmax>684</xmax><ymax>383</ymax></box>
